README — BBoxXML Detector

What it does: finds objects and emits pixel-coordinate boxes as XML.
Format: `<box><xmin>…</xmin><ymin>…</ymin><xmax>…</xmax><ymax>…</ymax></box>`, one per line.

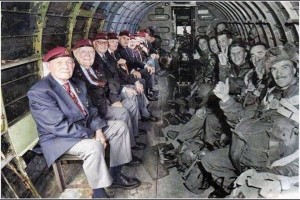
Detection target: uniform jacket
<box><xmin>224</xmin><ymin>79</ymin><xmax>299</xmax><ymax>174</ymax></box>
<box><xmin>27</xmin><ymin>74</ymin><xmax>107</xmax><ymax>167</ymax></box>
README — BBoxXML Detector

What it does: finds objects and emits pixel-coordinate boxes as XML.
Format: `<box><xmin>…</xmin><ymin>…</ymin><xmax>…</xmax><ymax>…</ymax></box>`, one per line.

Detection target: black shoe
<box><xmin>166</xmin><ymin>130</ymin><xmax>179</xmax><ymax>140</ymax></box>
<box><xmin>163</xmin><ymin>153</ymin><xmax>176</xmax><ymax>161</ymax></box>
<box><xmin>110</xmin><ymin>174</ymin><xmax>141</xmax><ymax>190</ymax></box>
<box><xmin>131</xmin><ymin>142</ymin><xmax>146</xmax><ymax>151</ymax></box>
<box><xmin>92</xmin><ymin>189</ymin><xmax>109</xmax><ymax>198</ymax></box>
<box><xmin>163</xmin><ymin>160</ymin><xmax>179</xmax><ymax>169</ymax></box>
<box><xmin>146</xmin><ymin>94</ymin><xmax>158</xmax><ymax>101</ymax></box>
<box><xmin>208</xmin><ymin>189</ymin><xmax>229</xmax><ymax>198</ymax></box>
<box><xmin>125</xmin><ymin>155</ymin><xmax>142</xmax><ymax>167</ymax></box>
<box><xmin>141</xmin><ymin>115</ymin><xmax>158</xmax><ymax>122</ymax></box>
<box><xmin>149</xmin><ymin>88</ymin><xmax>159</xmax><ymax>95</ymax></box>
<box><xmin>160</xmin><ymin>143</ymin><xmax>174</xmax><ymax>154</ymax></box>
<box><xmin>138</xmin><ymin>129</ymin><xmax>147</xmax><ymax>135</ymax></box>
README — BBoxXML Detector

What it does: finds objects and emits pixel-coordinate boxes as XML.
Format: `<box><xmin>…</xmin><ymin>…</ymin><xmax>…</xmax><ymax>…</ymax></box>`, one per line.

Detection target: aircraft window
<box><xmin>2</xmin><ymin>63</ymin><xmax>40</xmax><ymax>124</ymax></box>
<box><xmin>47</xmin><ymin>2</ymin><xmax>72</xmax><ymax>16</ymax></box>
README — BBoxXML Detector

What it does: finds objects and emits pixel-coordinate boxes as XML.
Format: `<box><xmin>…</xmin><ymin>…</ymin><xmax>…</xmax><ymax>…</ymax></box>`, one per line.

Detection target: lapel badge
<box><xmin>75</xmin><ymin>87</ymin><xmax>81</xmax><ymax>94</ymax></box>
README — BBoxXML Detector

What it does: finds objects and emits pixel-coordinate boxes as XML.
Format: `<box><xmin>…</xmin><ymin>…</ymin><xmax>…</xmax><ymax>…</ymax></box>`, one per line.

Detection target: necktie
<box><xmin>87</xmin><ymin>68</ymin><xmax>99</xmax><ymax>82</ymax></box>
<box><xmin>102</xmin><ymin>55</ymin><xmax>108</xmax><ymax>63</ymax></box>
<box><xmin>86</xmin><ymin>68</ymin><xmax>107</xmax><ymax>87</ymax></box>
<box><xmin>125</xmin><ymin>47</ymin><xmax>134</xmax><ymax>61</ymax></box>
<box><xmin>63</xmin><ymin>82</ymin><xmax>87</xmax><ymax>116</ymax></box>
<box><xmin>111</xmin><ymin>52</ymin><xmax>116</xmax><ymax>60</ymax></box>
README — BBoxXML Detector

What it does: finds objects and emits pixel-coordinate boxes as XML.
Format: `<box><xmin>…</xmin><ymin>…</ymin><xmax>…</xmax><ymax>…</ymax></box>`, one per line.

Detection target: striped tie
<box><xmin>63</xmin><ymin>82</ymin><xmax>87</xmax><ymax>116</ymax></box>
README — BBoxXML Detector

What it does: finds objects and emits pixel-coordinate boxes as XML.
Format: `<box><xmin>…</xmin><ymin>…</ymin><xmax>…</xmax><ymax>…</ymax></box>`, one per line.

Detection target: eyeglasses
<box><xmin>95</xmin><ymin>41</ymin><xmax>108</xmax><ymax>45</ymax></box>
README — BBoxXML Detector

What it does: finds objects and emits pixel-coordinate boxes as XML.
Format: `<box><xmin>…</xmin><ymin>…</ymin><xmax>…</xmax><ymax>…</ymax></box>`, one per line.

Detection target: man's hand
<box><xmin>213</xmin><ymin>78</ymin><xmax>230</xmax><ymax>103</ymax></box>
<box><xmin>94</xmin><ymin>129</ymin><xmax>107</xmax><ymax>149</ymax></box>
<box><xmin>125</xmin><ymin>87</ymin><xmax>137</xmax><ymax>97</ymax></box>
<box><xmin>135</xmin><ymin>81</ymin><xmax>144</xmax><ymax>94</ymax></box>
<box><xmin>117</xmin><ymin>58</ymin><xmax>127</xmax><ymax>65</ymax></box>
<box><xmin>145</xmin><ymin>65</ymin><xmax>155</xmax><ymax>74</ymax></box>
<box><xmin>218</xmin><ymin>52</ymin><xmax>228</xmax><ymax>66</ymax></box>
<box><xmin>150</xmin><ymin>53</ymin><xmax>156</xmax><ymax>60</ymax></box>
<box><xmin>131</xmin><ymin>70</ymin><xmax>142</xmax><ymax>78</ymax></box>
<box><xmin>111</xmin><ymin>101</ymin><xmax>123</xmax><ymax>107</ymax></box>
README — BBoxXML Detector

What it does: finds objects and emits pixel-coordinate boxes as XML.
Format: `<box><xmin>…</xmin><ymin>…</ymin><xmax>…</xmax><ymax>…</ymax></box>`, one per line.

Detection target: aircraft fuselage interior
<box><xmin>1</xmin><ymin>1</ymin><xmax>299</xmax><ymax>198</ymax></box>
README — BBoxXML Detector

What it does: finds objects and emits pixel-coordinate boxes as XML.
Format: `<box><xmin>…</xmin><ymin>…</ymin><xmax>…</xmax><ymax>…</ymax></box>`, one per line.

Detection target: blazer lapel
<box><xmin>48</xmin><ymin>75</ymin><xmax>86</xmax><ymax>118</ymax></box>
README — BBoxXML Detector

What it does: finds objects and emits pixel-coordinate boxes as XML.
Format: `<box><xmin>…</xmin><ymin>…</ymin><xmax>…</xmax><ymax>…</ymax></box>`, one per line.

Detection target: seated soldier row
<box><xmin>28</xmin><ymin>29</ymin><xmax>164</xmax><ymax>198</ymax></box>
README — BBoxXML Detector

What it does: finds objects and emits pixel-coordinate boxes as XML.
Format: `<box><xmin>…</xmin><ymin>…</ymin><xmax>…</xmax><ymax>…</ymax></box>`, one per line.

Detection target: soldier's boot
<box><xmin>208</xmin><ymin>177</ymin><xmax>230</xmax><ymax>198</ymax></box>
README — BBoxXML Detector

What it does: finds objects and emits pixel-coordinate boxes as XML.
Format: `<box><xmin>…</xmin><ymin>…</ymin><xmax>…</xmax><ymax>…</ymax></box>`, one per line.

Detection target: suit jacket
<box><xmin>27</xmin><ymin>74</ymin><xmax>107</xmax><ymax>167</ymax></box>
<box><xmin>115</xmin><ymin>44</ymin><xmax>145</xmax><ymax>72</ymax></box>
<box><xmin>105</xmin><ymin>51</ymin><xmax>139</xmax><ymax>86</ymax></box>
<box><xmin>94</xmin><ymin>52</ymin><xmax>122</xmax><ymax>104</ymax></box>
<box><xmin>73</xmin><ymin>60</ymin><xmax>109</xmax><ymax>118</ymax></box>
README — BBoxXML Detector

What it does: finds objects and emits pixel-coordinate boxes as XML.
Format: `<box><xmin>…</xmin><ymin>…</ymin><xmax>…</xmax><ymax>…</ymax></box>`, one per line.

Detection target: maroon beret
<box><xmin>107</xmin><ymin>32</ymin><xmax>118</xmax><ymax>40</ymax></box>
<box><xmin>72</xmin><ymin>39</ymin><xmax>93</xmax><ymax>51</ymax></box>
<box><xmin>43</xmin><ymin>46</ymin><xmax>71</xmax><ymax>62</ymax></box>
<box><xmin>93</xmin><ymin>32</ymin><xmax>108</xmax><ymax>41</ymax></box>
<box><xmin>130</xmin><ymin>35</ymin><xmax>136</xmax><ymax>40</ymax></box>
<box><xmin>119</xmin><ymin>30</ymin><xmax>131</xmax><ymax>37</ymax></box>
<box><xmin>137</xmin><ymin>31</ymin><xmax>146</xmax><ymax>38</ymax></box>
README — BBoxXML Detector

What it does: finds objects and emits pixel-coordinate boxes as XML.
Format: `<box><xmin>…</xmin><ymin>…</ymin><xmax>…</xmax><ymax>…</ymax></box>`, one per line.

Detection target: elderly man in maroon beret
<box><xmin>115</xmin><ymin>30</ymin><xmax>159</xmax><ymax>102</ymax></box>
<box><xmin>27</xmin><ymin>46</ymin><xmax>138</xmax><ymax>198</ymax></box>
<box><xmin>71</xmin><ymin>39</ymin><xmax>146</xmax><ymax>167</ymax></box>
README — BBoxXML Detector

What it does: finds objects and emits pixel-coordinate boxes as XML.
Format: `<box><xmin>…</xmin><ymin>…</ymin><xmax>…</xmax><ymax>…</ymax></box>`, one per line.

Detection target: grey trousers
<box><xmin>121</xmin><ymin>96</ymin><xmax>140</xmax><ymax>138</ymax></box>
<box><xmin>122</xmin><ymin>85</ymin><xmax>150</xmax><ymax>118</ymax></box>
<box><xmin>105</xmin><ymin>106</ymin><xmax>135</xmax><ymax>147</ymax></box>
<box><xmin>65</xmin><ymin>120</ymin><xmax>132</xmax><ymax>189</ymax></box>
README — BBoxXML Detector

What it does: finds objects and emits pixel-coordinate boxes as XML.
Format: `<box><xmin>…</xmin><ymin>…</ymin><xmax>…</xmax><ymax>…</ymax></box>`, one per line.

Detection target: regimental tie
<box><xmin>110</xmin><ymin>51</ymin><xmax>116</xmax><ymax>60</ymax></box>
<box><xmin>86</xmin><ymin>68</ymin><xmax>99</xmax><ymax>82</ymax></box>
<box><xmin>63</xmin><ymin>82</ymin><xmax>87</xmax><ymax>116</ymax></box>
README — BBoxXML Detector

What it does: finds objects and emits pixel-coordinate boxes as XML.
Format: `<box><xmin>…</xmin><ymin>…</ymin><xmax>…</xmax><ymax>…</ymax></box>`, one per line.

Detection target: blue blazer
<box><xmin>27</xmin><ymin>74</ymin><xmax>107</xmax><ymax>167</ymax></box>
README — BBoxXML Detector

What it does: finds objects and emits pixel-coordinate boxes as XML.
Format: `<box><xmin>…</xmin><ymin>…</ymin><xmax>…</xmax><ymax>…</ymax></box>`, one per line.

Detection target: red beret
<box><xmin>43</xmin><ymin>46</ymin><xmax>71</xmax><ymax>62</ymax></box>
<box><xmin>136</xmin><ymin>31</ymin><xmax>146</xmax><ymax>38</ymax></box>
<box><xmin>119</xmin><ymin>30</ymin><xmax>131</xmax><ymax>37</ymax></box>
<box><xmin>107</xmin><ymin>32</ymin><xmax>118</xmax><ymax>40</ymax></box>
<box><xmin>93</xmin><ymin>32</ymin><xmax>108</xmax><ymax>41</ymax></box>
<box><xmin>72</xmin><ymin>39</ymin><xmax>93</xmax><ymax>51</ymax></box>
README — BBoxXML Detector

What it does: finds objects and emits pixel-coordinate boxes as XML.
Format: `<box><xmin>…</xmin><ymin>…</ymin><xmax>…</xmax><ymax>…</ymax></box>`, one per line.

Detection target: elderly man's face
<box><xmin>119</xmin><ymin>35</ymin><xmax>130</xmax><ymax>47</ymax></box>
<box><xmin>271</xmin><ymin>60</ymin><xmax>296</xmax><ymax>89</ymax></box>
<box><xmin>230</xmin><ymin>46</ymin><xmax>247</xmax><ymax>66</ymax></box>
<box><xmin>250</xmin><ymin>45</ymin><xmax>266</xmax><ymax>67</ymax></box>
<box><xmin>47</xmin><ymin>57</ymin><xmax>75</xmax><ymax>82</ymax></box>
<box><xmin>198</xmin><ymin>38</ymin><xmax>208</xmax><ymax>52</ymax></box>
<box><xmin>128</xmin><ymin>39</ymin><xmax>137</xmax><ymax>49</ymax></box>
<box><xmin>108</xmin><ymin>39</ymin><xmax>119</xmax><ymax>52</ymax></box>
<box><xmin>93</xmin><ymin>39</ymin><xmax>108</xmax><ymax>54</ymax></box>
<box><xmin>73</xmin><ymin>46</ymin><xmax>95</xmax><ymax>68</ymax></box>
<box><xmin>209</xmin><ymin>39</ymin><xmax>219</xmax><ymax>54</ymax></box>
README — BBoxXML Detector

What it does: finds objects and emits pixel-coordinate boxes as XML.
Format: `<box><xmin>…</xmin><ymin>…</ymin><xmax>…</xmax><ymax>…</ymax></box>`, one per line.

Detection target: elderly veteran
<box><xmin>27</xmin><ymin>46</ymin><xmax>137</xmax><ymax>198</ymax></box>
